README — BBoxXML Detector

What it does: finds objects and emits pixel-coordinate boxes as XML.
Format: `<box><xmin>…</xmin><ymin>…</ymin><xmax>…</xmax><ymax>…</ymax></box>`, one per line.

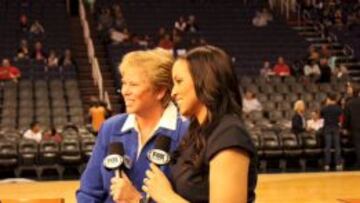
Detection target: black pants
<box><xmin>353</xmin><ymin>130</ymin><xmax>360</xmax><ymax>168</ymax></box>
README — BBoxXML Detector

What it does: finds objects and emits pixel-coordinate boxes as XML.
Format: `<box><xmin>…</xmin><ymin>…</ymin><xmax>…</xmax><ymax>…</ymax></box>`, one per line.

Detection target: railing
<box><xmin>104</xmin><ymin>91</ymin><xmax>112</xmax><ymax>111</ymax></box>
<box><xmin>78</xmin><ymin>0</ymin><xmax>112</xmax><ymax>108</ymax></box>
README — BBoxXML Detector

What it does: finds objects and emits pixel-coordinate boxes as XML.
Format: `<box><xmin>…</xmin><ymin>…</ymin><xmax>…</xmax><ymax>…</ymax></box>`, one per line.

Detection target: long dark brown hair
<box><xmin>178</xmin><ymin>45</ymin><xmax>243</xmax><ymax>170</ymax></box>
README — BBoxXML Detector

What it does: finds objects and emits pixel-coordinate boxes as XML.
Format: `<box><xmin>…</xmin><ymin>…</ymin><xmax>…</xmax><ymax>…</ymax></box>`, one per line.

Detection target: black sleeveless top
<box><xmin>170</xmin><ymin>115</ymin><xmax>257</xmax><ymax>203</ymax></box>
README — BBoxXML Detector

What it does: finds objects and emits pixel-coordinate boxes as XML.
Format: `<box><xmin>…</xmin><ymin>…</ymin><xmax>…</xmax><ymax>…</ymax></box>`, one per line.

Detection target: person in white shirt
<box><xmin>23</xmin><ymin>121</ymin><xmax>42</xmax><ymax>143</ymax></box>
<box><xmin>307</xmin><ymin>110</ymin><xmax>324</xmax><ymax>133</ymax></box>
<box><xmin>109</xmin><ymin>28</ymin><xmax>129</xmax><ymax>44</ymax></box>
<box><xmin>243</xmin><ymin>90</ymin><xmax>263</xmax><ymax>113</ymax></box>
<box><xmin>174</xmin><ymin>16</ymin><xmax>187</xmax><ymax>32</ymax></box>
<box><xmin>304</xmin><ymin>60</ymin><xmax>321</xmax><ymax>78</ymax></box>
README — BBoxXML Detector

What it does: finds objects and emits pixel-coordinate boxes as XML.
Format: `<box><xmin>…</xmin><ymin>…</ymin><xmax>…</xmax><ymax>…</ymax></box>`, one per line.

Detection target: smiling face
<box><xmin>121</xmin><ymin>67</ymin><xmax>164</xmax><ymax>115</ymax></box>
<box><xmin>171</xmin><ymin>59</ymin><xmax>202</xmax><ymax>117</ymax></box>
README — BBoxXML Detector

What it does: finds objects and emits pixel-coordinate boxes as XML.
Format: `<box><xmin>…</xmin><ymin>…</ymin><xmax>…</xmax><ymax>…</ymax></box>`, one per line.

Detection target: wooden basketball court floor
<box><xmin>0</xmin><ymin>171</ymin><xmax>359</xmax><ymax>203</ymax></box>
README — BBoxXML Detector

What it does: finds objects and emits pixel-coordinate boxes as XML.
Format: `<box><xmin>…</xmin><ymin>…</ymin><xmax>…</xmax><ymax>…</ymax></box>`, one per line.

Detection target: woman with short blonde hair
<box><xmin>77</xmin><ymin>48</ymin><xmax>188</xmax><ymax>203</ymax></box>
<box><xmin>292</xmin><ymin>100</ymin><xmax>306</xmax><ymax>135</ymax></box>
<box><xmin>119</xmin><ymin>48</ymin><xmax>174</xmax><ymax>106</ymax></box>
<box><xmin>293</xmin><ymin>100</ymin><xmax>305</xmax><ymax>113</ymax></box>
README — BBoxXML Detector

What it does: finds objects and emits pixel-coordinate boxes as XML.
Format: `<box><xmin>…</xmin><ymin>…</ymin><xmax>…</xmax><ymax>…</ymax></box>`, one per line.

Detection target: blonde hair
<box><xmin>293</xmin><ymin>100</ymin><xmax>305</xmax><ymax>113</ymax></box>
<box><xmin>119</xmin><ymin>48</ymin><xmax>174</xmax><ymax>106</ymax></box>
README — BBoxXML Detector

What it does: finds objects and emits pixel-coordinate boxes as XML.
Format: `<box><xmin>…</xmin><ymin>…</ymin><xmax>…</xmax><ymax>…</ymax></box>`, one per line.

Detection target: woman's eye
<box><xmin>174</xmin><ymin>79</ymin><xmax>182</xmax><ymax>84</ymax></box>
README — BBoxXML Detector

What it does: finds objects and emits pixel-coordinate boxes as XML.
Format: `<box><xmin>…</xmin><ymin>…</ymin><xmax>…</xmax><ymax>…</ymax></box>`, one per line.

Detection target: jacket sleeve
<box><xmin>292</xmin><ymin>114</ymin><xmax>304</xmax><ymax>134</ymax></box>
<box><xmin>76</xmin><ymin>125</ymin><xmax>108</xmax><ymax>202</ymax></box>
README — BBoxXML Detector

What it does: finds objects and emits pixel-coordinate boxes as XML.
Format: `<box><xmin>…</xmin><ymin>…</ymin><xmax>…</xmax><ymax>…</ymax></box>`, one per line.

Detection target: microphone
<box><xmin>103</xmin><ymin>142</ymin><xmax>125</xmax><ymax>178</ymax></box>
<box><xmin>147</xmin><ymin>136</ymin><xmax>172</xmax><ymax>166</ymax></box>
<box><xmin>143</xmin><ymin>136</ymin><xmax>172</xmax><ymax>203</ymax></box>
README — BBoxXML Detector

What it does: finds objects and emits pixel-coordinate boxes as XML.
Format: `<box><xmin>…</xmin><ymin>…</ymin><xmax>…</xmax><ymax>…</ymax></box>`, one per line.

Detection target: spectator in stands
<box><xmin>343</xmin><ymin>86</ymin><xmax>360</xmax><ymax>169</ymax></box>
<box><xmin>0</xmin><ymin>58</ymin><xmax>21</xmax><ymax>82</ymax></box>
<box><xmin>23</xmin><ymin>121</ymin><xmax>42</xmax><ymax>143</ymax></box>
<box><xmin>136</xmin><ymin>35</ymin><xmax>151</xmax><ymax>48</ymax></box>
<box><xmin>174</xmin><ymin>16</ymin><xmax>188</xmax><ymax>33</ymax></box>
<box><xmin>77</xmin><ymin>49</ymin><xmax>188</xmax><ymax>202</ymax></box>
<box><xmin>99</xmin><ymin>100</ymin><xmax>112</xmax><ymax>119</ymax></box>
<box><xmin>243</xmin><ymin>89</ymin><xmax>263</xmax><ymax>114</ymax></box>
<box><xmin>328</xmin><ymin>55</ymin><xmax>337</xmax><ymax>71</ymax></box>
<box><xmin>308</xmin><ymin>46</ymin><xmax>320</xmax><ymax>62</ymax></box>
<box><xmin>273</xmin><ymin>56</ymin><xmax>291</xmax><ymax>76</ymax></box>
<box><xmin>47</xmin><ymin>50</ymin><xmax>59</xmax><ymax>68</ymax></box>
<box><xmin>321</xmin><ymin>93</ymin><xmax>343</xmax><ymax>171</ymax></box>
<box><xmin>19</xmin><ymin>14</ymin><xmax>29</xmax><ymax>32</ymax></box>
<box><xmin>340</xmin><ymin>82</ymin><xmax>357</xmax><ymax>108</ymax></box>
<box><xmin>252</xmin><ymin>8</ymin><xmax>272</xmax><ymax>27</ymax></box>
<box><xmin>15</xmin><ymin>39</ymin><xmax>30</xmax><ymax>60</ymax></box>
<box><xmin>31</xmin><ymin>41</ymin><xmax>47</xmax><ymax>62</ymax></box>
<box><xmin>158</xmin><ymin>34</ymin><xmax>174</xmax><ymax>50</ymax></box>
<box><xmin>334</xmin><ymin>9</ymin><xmax>344</xmax><ymax>29</ymax></box>
<box><xmin>260</xmin><ymin>60</ymin><xmax>274</xmax><ymax>78</ymax></box>
<box><xmin>187</xmin><ymin>15</ymin><xmax>199</xmax><ymax>33</ymax></box>
<box><xmin>59</xmin><ymin>49</ymin><xmax>77</xmax><ymax>67</ymax></box>
<box><xmin>173</xmin><ymin>35</ymin><xmax>187</xmax><ymax>57</ymax></box>
<box><xmin>109</xmin><ymin>28</ymin><xmax>130</xmax><ymax>44</ymax></box>
<box><xmin>292</xmin><ymin>100</ymin><xmax>306</xmax><ymax>135</ymax></box>
<box><xmin>307</xmin><ymin>110</ymin><xmax>324</xmax><ymax>133</ymax></box>
<box><xmin>43</xmin><ymin>127</ymin><xmax>62</xmax><ymax>144</ymax></box>
<box><xmin>317</xmin><ymin>57</ymin><xmax>332</xmax><ymax>83</ymax></box>
<box><xmin>113</xmin><ymin>8</ymin><xmax>126</xmax><ymax>31</ymax></box>
<box><xmin>334</xmin><ymin>64</ymin><xmax>349</xmax><ymax>81</ymax></box>
<box><xmin>88</xmin><ymin>97</ymin><xmax>106</xmax><ymax>134</ymax></box>
<box><xmin>97</xmin><ymin>8</ymin><xmax>113</xmax><ymax>32</ymax></box>
<box><xmin>320</xmin><ymin>44</ymin><xmax>331</xmax><ymax>59</ymax></box>
<box><xmin>303</xmin><ymin>59</ymin><xmax>321</xmax><ymax>80</ymax></box>
<box><xmin>29</xmin><ymin>20</ymin><xmax>45</xmax><ymax>38</ymax></box>
<box><xmin>262</xmin><ymin>8</ymin><xmax>273</xmax><ymax>22</ymax></box>
<box><xmin>155</xmin><ymin>27</ymin><xmax>167</xmax><ymax>45</ymax></box>
<box><xmin>252</xmin><ymin>10</ymin><xmax>268</xmax><ymax>27</ymax></box>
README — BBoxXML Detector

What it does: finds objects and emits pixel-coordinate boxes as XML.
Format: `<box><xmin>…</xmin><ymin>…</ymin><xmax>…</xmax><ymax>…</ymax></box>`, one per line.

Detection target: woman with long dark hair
<box><xmin>143</xmin><ymin>45</ymin><xmax>257</xmax><ymax>203</ymax></box>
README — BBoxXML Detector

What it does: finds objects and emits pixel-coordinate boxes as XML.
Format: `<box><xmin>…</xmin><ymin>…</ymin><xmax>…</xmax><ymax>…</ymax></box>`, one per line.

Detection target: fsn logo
<box><xmin>103</xmin><ymin>154</ymin><xmax>123</xmax><ymax>169</ymax></box>
<box><xmin>147</xmin><ymin>149</ymin><xmax>170</xmax><ymax>165</ymax></box>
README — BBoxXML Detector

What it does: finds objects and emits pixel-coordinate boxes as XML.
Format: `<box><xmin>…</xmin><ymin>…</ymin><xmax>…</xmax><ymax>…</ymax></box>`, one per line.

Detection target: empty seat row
<box><xmin>0</xmin><ymin>137</ymin><xmax>95</xmax><ymax>179</ymax></box>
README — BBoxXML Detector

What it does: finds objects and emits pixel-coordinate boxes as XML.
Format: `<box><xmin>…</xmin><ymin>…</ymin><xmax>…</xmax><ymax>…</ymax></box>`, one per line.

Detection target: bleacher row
<box><xmin>101</xmin><ymin>0</ymin><xmax>309</xmax><ymax>91</ymax></box>
<box><xmin>240</xmin><ymin>75</ymin><xmax>356</xmax><ymax>171</ymax></box>
<box><xmin>0</xmin><ymin>0</ymin><xmax>71</xmax><ymax>59</ymax></box>
<box><xmin>0</xmin><ymin>73</ymin><xmax>355</xmax><ymax>179</ymax></box>
<box><xmin>249</xmin><ymin>127</ymin><xmax>354</xmax><ymax>172</ymax></box>
<box><xmin>12</xmin><ymin>59</ymin><xmax>77</xmax><ymax>80</ymax></box>
<box><xmin>0</xmin><ymin>130</ymin><xmax>95</xmax><ymax>179</ymax></box>
<box><xmin>240</xmin><ymin>75</ymin><xmax>347</xmax><ymax>125</ymax></box>
<box><xmin>0</xmin><ymin>78</ymin><xmax>84</xmax><ymax>132</ymax></box>
<box><xmin>0</xmin><ymin>0</ymin><xmax>93</xmax><ymax>180</ymax></box>
<box><xmin>0</xmin><ymin>0</ymin><xmax>86</xmax><ymax>133</ymax></box>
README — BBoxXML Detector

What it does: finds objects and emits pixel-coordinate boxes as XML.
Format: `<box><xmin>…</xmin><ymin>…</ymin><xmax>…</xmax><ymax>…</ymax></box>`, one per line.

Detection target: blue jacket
<box><xmin>77</xmin><ymin>111</ymin><xmax>189</xmax><ymax>203</ymax></box>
